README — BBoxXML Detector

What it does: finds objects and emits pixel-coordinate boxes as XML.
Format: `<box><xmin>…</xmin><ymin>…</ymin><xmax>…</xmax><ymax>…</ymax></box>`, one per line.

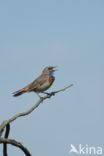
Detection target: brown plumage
<box><xmin>13</xmin><ymin>66</ymin><xmax>56</xmax><ymax>97</ymax></box>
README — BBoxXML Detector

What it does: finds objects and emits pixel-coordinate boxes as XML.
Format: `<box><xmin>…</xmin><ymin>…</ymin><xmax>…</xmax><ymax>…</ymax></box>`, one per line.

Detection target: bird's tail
<box><xmin>13</xmin><ymin>88</ymin><xmax>27</xmax><ymax>97</ymax></box>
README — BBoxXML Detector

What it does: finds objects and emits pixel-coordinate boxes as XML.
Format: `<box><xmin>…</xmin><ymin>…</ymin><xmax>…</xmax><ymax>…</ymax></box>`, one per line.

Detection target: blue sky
<box><xmin>0</xmin><ymin>0</ymin><xmax>104</xmax><ymax>155</ymax></box>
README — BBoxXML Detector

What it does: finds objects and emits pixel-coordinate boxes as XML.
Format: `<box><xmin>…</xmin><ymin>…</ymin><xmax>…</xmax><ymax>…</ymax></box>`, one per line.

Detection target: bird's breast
<box><xmin>49</xmin><ymin>76</ymin><xmax>55</xmax><ymax>85</ymax></box>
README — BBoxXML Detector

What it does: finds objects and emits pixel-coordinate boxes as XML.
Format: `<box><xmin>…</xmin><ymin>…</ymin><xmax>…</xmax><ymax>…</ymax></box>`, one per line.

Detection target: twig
<box><xmin>0</xmin><ymin>84</ymin><xmax>73</xmax><ymax>132</ymax></box>
<box><xmin>3</xmin><ymin>123</ymin><xmax>10</xmax><ymax>156</ymax></box>
<box><xmin>0</xmin><ymin>138</ymin><xmax>31</xmax><ymax>156</ymax></box>
<box><xmin>0</xmin><ymin>84</ymin><xmax>73</xmax><ymax>155</ymax></box>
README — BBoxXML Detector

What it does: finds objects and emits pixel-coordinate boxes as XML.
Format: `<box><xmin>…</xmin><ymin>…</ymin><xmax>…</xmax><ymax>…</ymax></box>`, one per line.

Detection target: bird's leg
<box><xmin>41</xmin><ymin>91</ymin><xmax>55</xmax><ymax>96</ymax></box>
<box><xmin>41</xmin><ymin>91</ymin><xmax>50</xmax><ymax>95</ymax></box>
<box><xmin>36</xmin><ymin>93</ymin><xmax>44</xmax><ymax>99</ymax></box>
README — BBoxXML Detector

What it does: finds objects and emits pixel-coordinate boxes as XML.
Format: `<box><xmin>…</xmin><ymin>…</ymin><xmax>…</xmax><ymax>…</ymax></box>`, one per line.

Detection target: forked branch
<box><xmin>0</xmin><ymin>84</ymin><xmax>73</xmax><ymax>155</ymax></box>
<box><xmin>0</xmin><ymin>137</ymin><xmax>32</xmax><ymax>156</ymax></box>
<box><xmin>0</xmin><ymin>84</ymin><xmax>73</xmax><ymax>132</ymax></box>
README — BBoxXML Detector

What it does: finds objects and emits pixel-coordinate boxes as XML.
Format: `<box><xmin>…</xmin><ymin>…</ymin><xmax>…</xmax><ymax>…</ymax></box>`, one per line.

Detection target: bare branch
<box><xmin>0</xmin><ymin>84</ymin><xmax>73</xmax><ymax>155</ymax></box>
<box><xmin>0</xmin><ymin>138</ymin><xmax>31</xmax><ymax>156</ymax></box>
<box><xmin>0</xmin><ymin>121</ymin><xmax>6</xmax><ymax>137</ymax></box>
<box><xmin>3</xmin><ymin>123</ymin><xmax>10</xmax><ymax>156</ymax></box>
<box><xmin>51</xmin><ymin>84</ymin><xmax>74</xmax><ymax>94</ymax></box>
<box><xmin>0</xmin><ymin>84</ymin><xmax>73</xmax><ymax>132</ymax></box>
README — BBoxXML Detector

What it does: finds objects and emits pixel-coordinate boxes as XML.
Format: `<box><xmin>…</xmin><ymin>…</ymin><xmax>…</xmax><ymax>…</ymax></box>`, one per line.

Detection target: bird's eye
<box><xmin>48</xmin><ymin>67</ymin><xmax>53</xmax><ymax>70</ymax></box>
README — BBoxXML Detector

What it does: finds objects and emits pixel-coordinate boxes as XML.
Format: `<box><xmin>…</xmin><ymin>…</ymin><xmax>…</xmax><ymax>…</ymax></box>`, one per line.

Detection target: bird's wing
<box><xmin>24</xmin><ymin>74</ymin><xmax>48</xmax><ymax>91</ymax></box>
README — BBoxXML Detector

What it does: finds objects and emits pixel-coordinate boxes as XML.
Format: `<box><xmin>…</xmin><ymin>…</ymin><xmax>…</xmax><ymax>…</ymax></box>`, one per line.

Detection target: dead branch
<box><xmin>0</xmin><ymin>137</ymin><xmax>31</xmax><ymax>156</ymax></box>
<box><xmin>0</xmin><ymin>84</ymin><xmax>73</xmax><ymax>155</ymax></box>
<box><xmin>0</xmin><ymin>84</ymin><xmax>73</xmax><ymax>132</ymax></box>
<box><xmin>3</xmin><ymin>123</ymin><xmax>10</xmax><ymax>156</ymax></box>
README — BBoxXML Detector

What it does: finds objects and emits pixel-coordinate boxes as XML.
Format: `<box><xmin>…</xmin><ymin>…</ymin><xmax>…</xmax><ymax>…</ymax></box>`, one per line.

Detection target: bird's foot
<box><xmin>42</xmin><ymin>91</ymin><xmax>55</xmax><ymax>96</ymax></box>
<box><xmin>50</xmin><ymin>92</ymin><xmax>55</xmax><ymax>96</ymax></box>
<box><xmin>36</xmin><ymin>93</ymin><xmax>44</xmax><ymax>100</ymax></box>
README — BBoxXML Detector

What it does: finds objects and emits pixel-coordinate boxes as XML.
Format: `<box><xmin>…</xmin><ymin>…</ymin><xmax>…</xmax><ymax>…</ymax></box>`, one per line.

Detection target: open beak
<box><xmin>52</xmin><ymin>66</ymin><xmax>58</xmax><ymax>71</ymax></box>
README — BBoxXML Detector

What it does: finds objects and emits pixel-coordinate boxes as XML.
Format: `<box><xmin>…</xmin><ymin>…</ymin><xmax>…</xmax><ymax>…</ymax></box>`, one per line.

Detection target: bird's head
<box><xmin>42</xmin><ymin>66</ymin><xmax>57</xmax><ymax>76</ymax></box>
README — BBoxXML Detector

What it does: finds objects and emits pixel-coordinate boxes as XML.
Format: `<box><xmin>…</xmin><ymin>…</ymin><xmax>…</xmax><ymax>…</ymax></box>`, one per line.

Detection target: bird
<box><xmin>13</xmin><ymin>66</ymin><xmax>57</xmax><ymax>98</ymax></box>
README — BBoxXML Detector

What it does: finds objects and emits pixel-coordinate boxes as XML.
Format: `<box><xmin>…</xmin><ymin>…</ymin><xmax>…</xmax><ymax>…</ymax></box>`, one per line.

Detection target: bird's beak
<box><xmin>53</xmin><ymin>66</ymin><xmax>58</xmax><ymax>71</ymax></box>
